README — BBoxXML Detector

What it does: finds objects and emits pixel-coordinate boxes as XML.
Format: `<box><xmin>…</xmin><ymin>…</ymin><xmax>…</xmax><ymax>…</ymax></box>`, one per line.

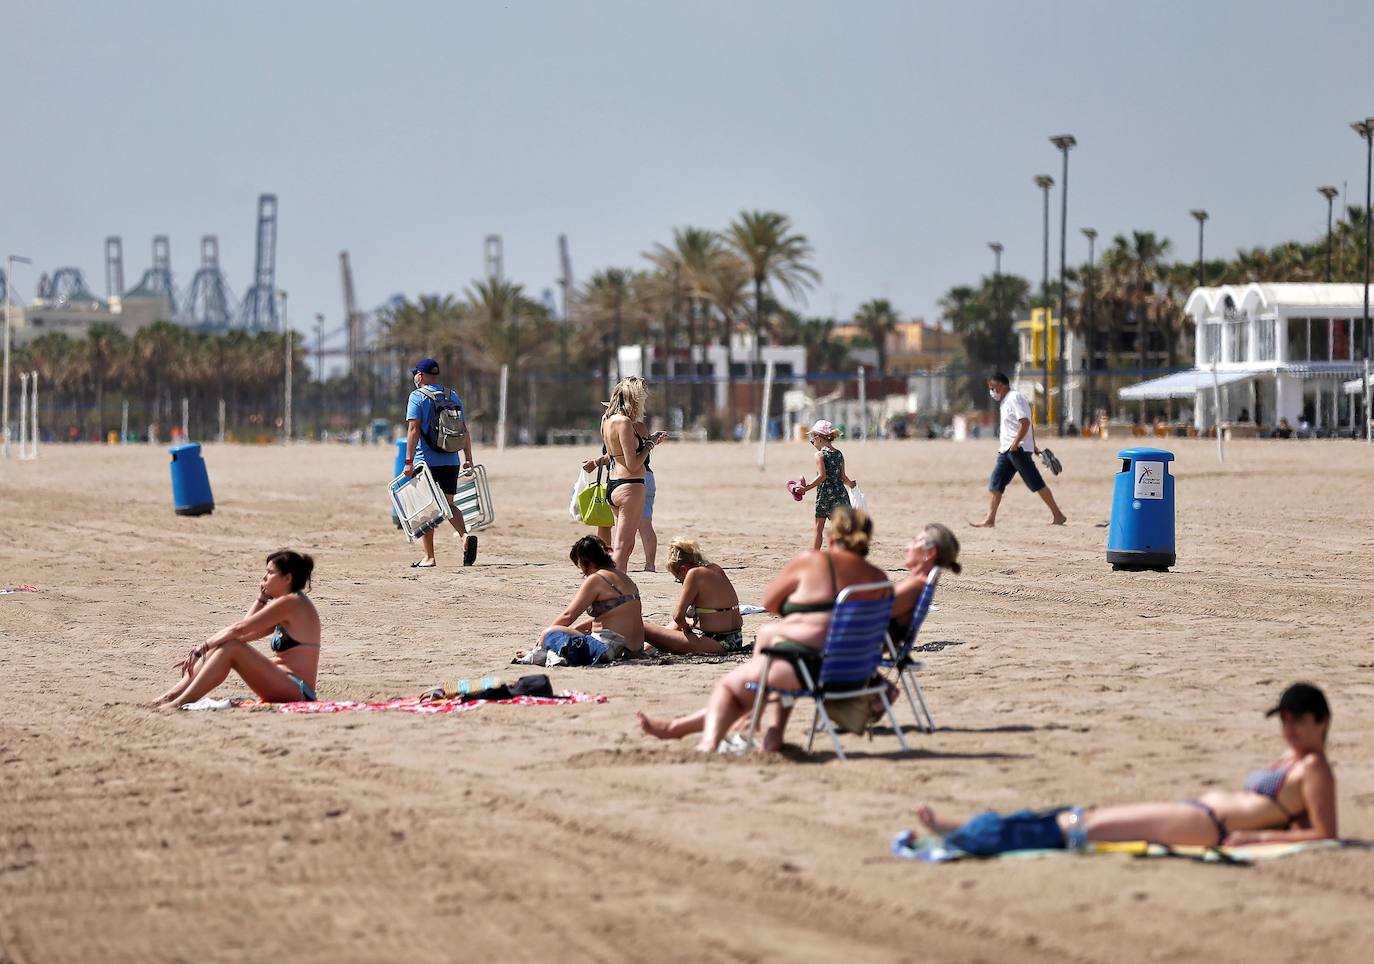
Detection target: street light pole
<box><xmin>1034</xmin><ymin>174</ymin><xmax>1054</xmax><ymax>426</ymax></box>
<box><xmin>988</xmin><ymin>242</ymin><xmax>1003</xmax><ymax>370</ymax></box>
<box><xmin>1082</xmin><ymin>227</ymin><xmax>1097</xmax><ymax>423</ymax></box>
<box><xmin>1318</xmin><ymin>186</ymin><xmax>1339</xmax><ymax>282</ymax></box>
<box><xmin>1050</xmin><ymin>135</ymin><xmax>1076</xmax><ymax>435</ymax></box>
<box><xmin>1353</xmin><ymin>117</ymin><xmax>1374</xmax><ymax>441</ymax></box>
<box><xmin>3</xmin><ymin>254</ymin><xmax>33</xmax><ymax>459</ymax></box>
<box><xmin>280</xmin><ymin>291</ymin><xmax>292</xmax><ymax>444</ymax></box>
<box><xmin>1190</xmin><ymin>210</ymin><xmax>1209</xmax><ymax>290</ymax></box>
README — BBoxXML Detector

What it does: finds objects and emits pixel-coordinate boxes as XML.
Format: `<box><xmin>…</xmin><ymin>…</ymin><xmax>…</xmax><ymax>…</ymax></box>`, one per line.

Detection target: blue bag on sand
<box><xmin>945</xmin><ymin>808</ymin><xmax>1068</xmax><ymax>856</ymax></box>
<box><xmin>541</xmin><ymin>630</ymin><xmax>610</xmax><ymax>667</ymax></box>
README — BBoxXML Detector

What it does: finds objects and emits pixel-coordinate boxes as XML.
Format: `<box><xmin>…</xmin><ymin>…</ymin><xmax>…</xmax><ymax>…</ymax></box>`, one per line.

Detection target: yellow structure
<box><xmin>1014</xmin><ymin>307</ymin><xmax>1070</xmax><ymax>426</ymax></box>
<box><xmin>830</xmin><ymin>318</ymin><xmax>963</xmax><ymax>373</ymax></box>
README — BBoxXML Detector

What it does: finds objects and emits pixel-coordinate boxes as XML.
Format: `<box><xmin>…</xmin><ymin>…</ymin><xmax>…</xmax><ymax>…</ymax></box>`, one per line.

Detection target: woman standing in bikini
<box><xmin>636</xmin><ymin>508</ymin><xmax>885</xmax><ymax>752</ymax></box>
<box><xmin>582</xmin><ymin>377</ymin><xmax>665</xmax><ymax>572</ymax></box>
<box><xmin>156</xmin><ymin>549</ymin><xmax>321</xmax><ymax>709</ymax></box>
<box><xmin>916</xmin><ymin>683</ymin><xmax>1337</xmax><ymax>853</ymax></box>
<box><xmin>643</xmin><ymin>538</ymin><xmax>744</xmax><ymax>656</ymax></box>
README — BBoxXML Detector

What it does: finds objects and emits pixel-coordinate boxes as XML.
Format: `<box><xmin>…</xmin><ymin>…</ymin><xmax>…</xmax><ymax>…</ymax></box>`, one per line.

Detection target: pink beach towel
<box><xmin>1</xmin><ymin>585</ymin><xmax>39</xmax><ymax>594</ymax></box>
<box><xmin>278</xmin><ymin>691</ymin><xmax>606</xmax><ymax>714</ymax></box>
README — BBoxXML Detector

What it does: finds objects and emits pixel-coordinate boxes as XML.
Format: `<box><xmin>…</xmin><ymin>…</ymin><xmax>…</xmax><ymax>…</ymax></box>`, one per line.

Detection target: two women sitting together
<box><xmin>636</xmin><ymin>507</ymin><xmax>962</xmax><ymax>752</ymax></box>
<box><xmin>516</xmin><ymin>534</ymin><xmax>749</xmax><ymax>666</ymax></box>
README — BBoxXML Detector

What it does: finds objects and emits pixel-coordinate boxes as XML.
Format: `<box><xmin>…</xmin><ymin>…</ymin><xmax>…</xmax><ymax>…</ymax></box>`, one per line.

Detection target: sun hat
<box><xmin>1265</xmin><ymin>682</ymin><xmax>1330</xmax><ymax>719</ymax></box>
<box><xmin>808</xmin><ymin>419</ymin><xmax>838</xmax><ymax>438</ymax></box>
<box><xmin>411</xmin><ymin>357</ymin><xmax>440</xmax><ymax>375</ymax></box>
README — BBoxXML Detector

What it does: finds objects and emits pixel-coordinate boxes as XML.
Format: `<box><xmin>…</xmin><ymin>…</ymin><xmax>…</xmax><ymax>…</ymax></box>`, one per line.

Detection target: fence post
<box><xmin>121</xmin><ymin>401</ymin><xmax>129</xmax><ymax>443</ymax></box>
<box><xmin>182</xmin><ymin>397</ymin><xmax>189</xmax><ymax>442</ymax></box>
<box><xmin>857</xmin><ymin>365</ymin><xmax>867</xmax><ymax>442</ymax></box>
<box><xmin>29</xmin><ymin>371</ymin><xmax>37</xmax><ymax>459</ymax></box>
<box><xmin>218</xmin><ymin>398</ymin><xmax>226</xmax><ymax>444</ymax></box>
<box><xmin>756</xmin><ymin>359</ymin><xmax>774</xmax><ymax>470</ymax></box>
<box><xmin>497</xmin><ymin>364</ymin><xmax>509</xmax><ymax>452</ymax></box>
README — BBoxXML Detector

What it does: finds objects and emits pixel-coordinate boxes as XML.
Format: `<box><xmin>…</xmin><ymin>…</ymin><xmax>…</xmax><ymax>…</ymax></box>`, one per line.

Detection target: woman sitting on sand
<box><xmin>915</xmin><ymin>682</ymin><xmax>1337</xmax><ymax>854</ymax></box>
<box><xmin>636</xmin><ymin>507</ymin><xmax>885</xmax><ymax>752</ymax></box>
<box><xmin>890</xmin><ymin>523</ymin><xmax>961</xmax><ymax>641</ymax></box>
<box><xmin>157</xmin><ymin>549</ymin><xmax>321</xmax><ymax>709</ymax></box>
<box><xmin>642</xmin><ymin>538</ymin><xmax>745</xmax><ymax>656</ymax></box>
<box><xmin>520</xmin><ymin>535</ymin><xmax>646</xmax><ymax>662</ymax></box>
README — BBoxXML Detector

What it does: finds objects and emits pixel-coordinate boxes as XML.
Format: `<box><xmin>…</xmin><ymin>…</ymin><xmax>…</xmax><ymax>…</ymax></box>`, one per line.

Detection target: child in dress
<box><xmin>797</xmin><ymin>419</ymin><xmax>858</xmax><ymax>549</ymax></box>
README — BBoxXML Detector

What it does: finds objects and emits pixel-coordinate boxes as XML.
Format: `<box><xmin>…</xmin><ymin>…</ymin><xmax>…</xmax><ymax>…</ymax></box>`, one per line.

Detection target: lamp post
<box><xmin>1318</xmin><ymin>186</ymin><xmax>1339</xmax><ymax>282</ymax></box>
<box><xmin>988</xmin><ymin>241</ymin><xmax>1004</xmax><ymax>370</ymax></box>
<box><xmin>1082</xmin><ymin>227</ymin><xmax>1098</xmax><ymax>422</ymax></box>
<box><xmin>1353</xmin><ymin>117</ymin><xmax>1374</xmax><ymax>441</ymax></box>
<box><xmin>1189</xmin><ymin>210</ymin><xmax>1209</xmax><ymax>291</ymax></box>
<box><xmin>1050</xmin><ymin>135</ymin><xmax>1076</xmax><ymax>435</ymax></box>
<box><xmin>3</xmin><ymin>254</ymin><xmax>33</xmax><ymax>460</ymax></box>
<box><xmin>280</xmin><ymin>291</ymin><xmax>292</xmax><ymax>443</ymax></box>
<box><xmin>1034</xmin><ymin>174</ymin><xmax>1054</xmax><ymax>425</ymax></box>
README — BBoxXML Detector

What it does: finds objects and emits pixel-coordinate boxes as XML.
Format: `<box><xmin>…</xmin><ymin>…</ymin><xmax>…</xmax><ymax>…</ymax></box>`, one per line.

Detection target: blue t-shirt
<box><xmin>406</xmin><ymin>384</ymin><xmax>463</xmax><ymax>467</ymax></box>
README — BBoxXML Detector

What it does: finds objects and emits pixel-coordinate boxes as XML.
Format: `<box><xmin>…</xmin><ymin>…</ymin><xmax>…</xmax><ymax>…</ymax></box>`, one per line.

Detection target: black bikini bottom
<box><xmin>607</xmin><ymin>478</ymin><xmax>645</xmax><ymax>499</ymax></box>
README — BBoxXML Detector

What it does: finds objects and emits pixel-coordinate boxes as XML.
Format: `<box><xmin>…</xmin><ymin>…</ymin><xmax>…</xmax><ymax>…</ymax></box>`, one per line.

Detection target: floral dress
<box><xmin>814</xmin><ymin>447</ymin><xmax>851</xmax><ymax>520</ymax></box>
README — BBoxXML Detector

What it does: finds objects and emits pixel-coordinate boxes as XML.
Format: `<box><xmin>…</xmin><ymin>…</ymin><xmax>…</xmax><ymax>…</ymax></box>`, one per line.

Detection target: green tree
<box><xmin>725</xmin><ymin>211</ymin><xmax>820</xmax><ymax>369</ymax></box>
<box><xmin>853</xmin><ymin>299</ymin><xmax>900</xmax><ymax>374</ymax></box>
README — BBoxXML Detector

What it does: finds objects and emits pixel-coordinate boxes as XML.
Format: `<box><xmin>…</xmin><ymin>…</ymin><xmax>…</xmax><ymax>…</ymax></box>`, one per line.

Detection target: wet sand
<box><xmin>1</xmin><ymin>437</ymin><xmax>1371</xmax><ymax>962</ymax></box>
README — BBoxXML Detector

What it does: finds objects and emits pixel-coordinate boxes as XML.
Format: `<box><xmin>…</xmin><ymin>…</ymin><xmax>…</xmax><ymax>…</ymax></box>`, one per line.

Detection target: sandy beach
<box><xmin>1</xmin><ymin>436</ymin><xmax>1371</xmax><ymax>963</ymax></box>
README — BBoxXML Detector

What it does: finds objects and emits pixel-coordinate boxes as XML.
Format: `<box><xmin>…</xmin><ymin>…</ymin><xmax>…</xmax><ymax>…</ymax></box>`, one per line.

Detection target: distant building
<box><xmin>618</xmin><ymin>335</ymin><xmax>806</xmax><ymax>421</ymax></box>
<box><xmin>1121</xmin><ymin>283</ymin><xmax>1369</xmax><ymax>433</ymax></box>
<box><xmin>10</xmin><ymin>293</ymin><xmax>170</xmax><ymax>345</ymax></box>
<box><xmin>831</xmin><ymin>318</ymin><xmax>962</xmax><ymax>374</ymax></box>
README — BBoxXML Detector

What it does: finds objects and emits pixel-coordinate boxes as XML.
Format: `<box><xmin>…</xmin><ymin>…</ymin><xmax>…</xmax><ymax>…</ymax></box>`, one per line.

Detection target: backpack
<box><xmin>418</xmin><ymin>385</ymin><xmax>468</xmax><ymax>453</ymax></box>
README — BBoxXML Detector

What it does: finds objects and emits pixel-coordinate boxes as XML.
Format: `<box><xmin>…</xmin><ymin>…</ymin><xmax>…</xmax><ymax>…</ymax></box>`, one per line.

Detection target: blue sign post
<box><xmin>1107</xmin><ymin>447</ymin><xmax>1175</xmax><ymax>572</ymax></box>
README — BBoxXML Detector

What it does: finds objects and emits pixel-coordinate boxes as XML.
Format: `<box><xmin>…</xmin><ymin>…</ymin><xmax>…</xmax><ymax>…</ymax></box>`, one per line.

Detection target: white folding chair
<box><xmin>388</xmin><ymin>464</ymin><xmax>452</xmax><ymax>543</ymax></box>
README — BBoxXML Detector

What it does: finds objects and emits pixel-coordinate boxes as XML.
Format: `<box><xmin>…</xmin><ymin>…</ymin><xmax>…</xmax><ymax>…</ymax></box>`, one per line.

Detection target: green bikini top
<box><xmin>779</xmin><ymin>553</ymin><xmax>838</xmax><ymax>615</ymax></box>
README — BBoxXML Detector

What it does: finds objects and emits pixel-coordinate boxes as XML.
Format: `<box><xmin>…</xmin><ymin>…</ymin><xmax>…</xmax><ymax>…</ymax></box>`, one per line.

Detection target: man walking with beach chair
<box><xmin>404</xmin><ymin>357</ymin><xmax>478</xmax><ymax>568</ymax></box>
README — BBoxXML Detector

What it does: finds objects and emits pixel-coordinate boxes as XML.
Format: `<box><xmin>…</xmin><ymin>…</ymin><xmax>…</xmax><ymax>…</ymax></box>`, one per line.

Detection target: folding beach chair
<box><xmin>743</xmin><ymin>580</ymin><xmax>902</xmax><ymax>759</ymax></box>
<box><xmin>388</xmin><ymin>464</ymin><xmax>452</xmax><ymax>543</ymax></box>
<box><xmin>452</xmin><ymin>464</ymin><xmax>496</xmax><ymax>533</ymax></box>
<box><xmin>880</xmin><ymin>566</ymin><xmax>941</xmax><ymax>734</ymax></box>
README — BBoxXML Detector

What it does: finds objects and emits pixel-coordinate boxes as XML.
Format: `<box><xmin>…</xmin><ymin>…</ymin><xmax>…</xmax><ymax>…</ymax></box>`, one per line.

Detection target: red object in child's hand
<box><xmin>785</xmin><ymin>478</ymin><xmax>806</xmax><ymax>501</ymax></box>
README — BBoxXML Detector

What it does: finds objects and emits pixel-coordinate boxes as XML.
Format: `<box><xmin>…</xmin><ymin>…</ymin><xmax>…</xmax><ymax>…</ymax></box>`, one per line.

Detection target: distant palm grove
<box><xmin>12</xmin><ymin>207</ymin><xmax>1372</xmax><ymax>442</ymax></box>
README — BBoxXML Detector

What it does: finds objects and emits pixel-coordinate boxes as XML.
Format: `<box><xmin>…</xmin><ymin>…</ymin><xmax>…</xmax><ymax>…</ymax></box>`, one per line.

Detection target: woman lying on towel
<box><xmin>641</xmin><ymin>538</ymin><xmax>745</xmax><ymax>656</ymax></box>
<box><xmin>916</xmin><ymin>682</ymin><xmax>1337</xmax><ymax>854</ymax></box>
<box><xmin>157</xmin><ymin>549</ymin><xmax>321</xmax><ymax>709</ymax></box>
<box><xmin>636</xmin><ymin>507</ymin><xmax>885</xmax><ymax>752</ymax></box>
<box><xmin>517</xmin><ymin>535</ymin><xmax>646</xmax><ymax>663</ymax></box>
<box><xmin>889</xmin><ymin>523</ymin><xmax>962</xmax><ymax>642</ymax></box>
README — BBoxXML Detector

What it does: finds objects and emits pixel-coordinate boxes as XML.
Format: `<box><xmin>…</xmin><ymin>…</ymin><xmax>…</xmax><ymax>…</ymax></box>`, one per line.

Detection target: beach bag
<box><xmin>576</xmin><ymin>463</ymin><xmax>614</xmax><ymax>527</ymax></box>
<box><xmin>569</xmin><ymin>469</ymin><xmax>592</xmax><ymax>521</ymax></box>
<box><xmin>849</xmin><ymin>483</ymin><xmax>869</xmax><ymax>514</ymax></box>
<box><xmin>418</xmin><ymin>386</ymin><xmax>468</xmax><ymax>453</ymax></box>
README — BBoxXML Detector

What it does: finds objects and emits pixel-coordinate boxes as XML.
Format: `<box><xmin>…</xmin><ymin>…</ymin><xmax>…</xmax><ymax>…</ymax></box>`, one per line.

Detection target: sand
<box><xmin>1</xmin><ymin>436</ymin><xmax>1371</xmax><ymax>963</ymax></box>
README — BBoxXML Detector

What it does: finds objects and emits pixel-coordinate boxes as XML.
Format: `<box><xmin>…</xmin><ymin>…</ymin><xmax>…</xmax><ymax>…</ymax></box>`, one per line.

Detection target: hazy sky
<box><xmin>6</xmin><ymin>0</ymin><xmax>1374</xmax><ymax>349</ymax></box>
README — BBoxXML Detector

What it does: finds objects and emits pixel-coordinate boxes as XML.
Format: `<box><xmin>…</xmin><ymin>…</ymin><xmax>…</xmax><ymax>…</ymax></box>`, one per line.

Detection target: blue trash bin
<box><xmin>391</xmin><ymin>438</ymin><xmax>407</xmax><ymax>528</ymax></box>
<box><xmin>1107</xmin><ymin>447</ymin><xmax>1174</xmax><ymax>571</ymax></box>
<box><xmin>169</xmin><ymin>443</ymin><xmax>214</xmax><ymax>516</ymax></box>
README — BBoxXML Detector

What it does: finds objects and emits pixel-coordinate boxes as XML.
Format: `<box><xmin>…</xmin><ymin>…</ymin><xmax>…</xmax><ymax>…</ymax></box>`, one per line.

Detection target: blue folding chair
<box><xmin>881</xmin><ymin>567</ymin><xmax>941</xmax><ymax>734</ymax></box>
<box><xmin>743</xmin><ymin>581</ymin><xmax>902</xmax><ymax>758</ymax></box>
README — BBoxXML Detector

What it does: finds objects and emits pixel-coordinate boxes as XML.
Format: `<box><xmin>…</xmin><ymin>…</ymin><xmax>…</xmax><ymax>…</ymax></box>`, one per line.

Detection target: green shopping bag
<box><xmin>577</xmin><ymin>464</ymin><xmax>615</xmax><ymax>527</ymax></box>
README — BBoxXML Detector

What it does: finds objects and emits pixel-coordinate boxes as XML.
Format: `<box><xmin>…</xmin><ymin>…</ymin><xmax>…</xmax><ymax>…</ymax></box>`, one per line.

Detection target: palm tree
<box><xmin>853</xmin><ymin>299</ymin><xmax>901</xmax><ymax>374</ymax></box>
<box><xmin>646</xmin><ymin>227</ymin><xmax>725</xmax><ymax>422</ymax></box>
<box><xmin>578</xmin><ymin>269</ymin><xmax>635</xmax><ymax>397</ymax></box>
<box><xmin>725</xmin><ymin>211</ymin><xmax>820</xmax><ymax>371</ymax></box>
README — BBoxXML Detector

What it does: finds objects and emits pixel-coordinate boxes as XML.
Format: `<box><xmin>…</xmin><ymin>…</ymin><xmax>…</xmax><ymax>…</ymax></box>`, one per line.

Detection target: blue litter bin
<box><xmin>1107</xmin><ymin>447</ymin><xmax>1174</xmax><ymax>572</ymax></box>
<box><xmin>169</xmin><ymin>443</ymin><xmax>214</xmax><ymax>516</ymax></box>
<box><xmin>391</xmin><ymin>438</ymin><xmax>407</xmax><ymax>528</ymax></box>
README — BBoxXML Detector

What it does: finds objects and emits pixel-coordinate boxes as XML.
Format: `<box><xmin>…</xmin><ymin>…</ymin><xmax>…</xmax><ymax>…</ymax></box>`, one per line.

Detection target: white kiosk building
<box><xmin>1120</xmin><ymin>283</ymin><xmax>1370</xmax><ymax>434</ymax></box>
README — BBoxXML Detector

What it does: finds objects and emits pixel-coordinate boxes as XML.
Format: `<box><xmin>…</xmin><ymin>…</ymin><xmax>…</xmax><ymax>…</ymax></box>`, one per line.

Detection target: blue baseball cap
<box><xmin>411</xmin><ymin>357</ymin><xmax>440</xmax><ymax>375</ymax></box>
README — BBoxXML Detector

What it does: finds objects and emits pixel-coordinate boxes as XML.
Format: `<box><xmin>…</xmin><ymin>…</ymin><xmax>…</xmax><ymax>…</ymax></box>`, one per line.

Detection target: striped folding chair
<box><xmin>880</xmin><ymin>567</ymin><xmax>941</xmax><ymax>734</ymax></box>
<box><xmin>743</xmin><ymin>580</ymin><xmax>902</xmax><ymax>759</ymax></box>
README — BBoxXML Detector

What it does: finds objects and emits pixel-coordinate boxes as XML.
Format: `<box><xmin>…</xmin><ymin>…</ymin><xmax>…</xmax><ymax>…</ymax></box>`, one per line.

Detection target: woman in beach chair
<box><xmin>636</xmin><ymin>507</ymin><xmax>886</xmax><ymax>752</ymax></box>
<box><xmin>517</xmin><ymin>535</ymin><xmax>646</xmax><ymax>663</ymax></box>
<box><xmin>890</xmin><ymin>523</ymin><xmax>961</xmax><ymax>641</ymax></box>
<box><xmin>156</xmin><ymin>549</ymin><xmax>321</xmax><ymax>709</ymax></box>
<box><xmin>915</xmin><ymin>682</ymin><xmax>1337</xmax><ymax>854</ymax></box>
<box><xmin>641</xmin><ymin>538</ymin><xmax>746</xmax><ymax>656</ymax></box>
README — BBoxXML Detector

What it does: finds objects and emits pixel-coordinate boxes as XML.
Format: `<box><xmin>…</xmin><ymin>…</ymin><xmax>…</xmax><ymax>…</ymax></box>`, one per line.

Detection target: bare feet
<box><xmin>969</xmin><ymin>518</ymin><xmax>995</xmax><ymax>528</ymax></box>
<box><xmin>1050</xmin><ymin>513</ymin><xmax>1067</xmax><ymax>525</ymax></box>
<box><xmin>636</xmin><ymin>711</ymin><xmax>676</xmax><ymax>740</ymax></box>
<box><xmin>642</xmin><ymin>565</ymin><xmax>657</xmax><ymax>573</ymax></box>
<box><xmin>915</xmin><ymin>804</ymin><xmax>962</xmax><ymax>836</ymax></box>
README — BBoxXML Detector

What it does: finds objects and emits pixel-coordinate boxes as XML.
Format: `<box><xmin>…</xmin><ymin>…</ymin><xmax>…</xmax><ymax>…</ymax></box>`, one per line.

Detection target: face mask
<box><xmin>988</xmin><ymin>389</ymin><xmax>999</xmax><ymax>400</ymax></box>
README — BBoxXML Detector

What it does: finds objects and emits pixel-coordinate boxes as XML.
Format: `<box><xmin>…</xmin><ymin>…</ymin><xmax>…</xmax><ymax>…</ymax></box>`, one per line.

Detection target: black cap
<box><xmin>1265</xmin><ymin>682</ymin><xmax>1330</xmax><ymax>719</ymax></box>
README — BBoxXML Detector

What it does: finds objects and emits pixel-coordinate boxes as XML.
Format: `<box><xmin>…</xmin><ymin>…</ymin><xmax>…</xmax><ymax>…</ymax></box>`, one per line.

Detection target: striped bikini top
<box><xmin>1243</xmin><ymin>760</ymin><xmax>1297</xmax><ymax>818</ymax></box>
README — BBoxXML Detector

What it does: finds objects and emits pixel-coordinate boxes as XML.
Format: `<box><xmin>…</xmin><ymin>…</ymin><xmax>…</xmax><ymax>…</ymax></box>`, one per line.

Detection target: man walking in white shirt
<box><xmin>971</xmin><ymin>372</ymin><xmax>1067</xmax><ymax>528</ymax></box>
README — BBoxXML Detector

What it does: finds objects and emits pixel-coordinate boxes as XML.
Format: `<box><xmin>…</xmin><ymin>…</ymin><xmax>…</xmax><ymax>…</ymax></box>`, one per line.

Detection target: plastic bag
<box><xmin>849</xmin><ymin>483</ymin><xmax>869</xmax><ymax>514</ymax></box>
<box><xmin>569</xmin><ymin>469</ymin><xmax>592</xmax><ymax>521</ymax></box>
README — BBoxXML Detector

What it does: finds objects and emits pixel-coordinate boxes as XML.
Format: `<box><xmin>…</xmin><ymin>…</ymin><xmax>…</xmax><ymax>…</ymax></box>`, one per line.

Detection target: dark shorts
<box><xmin>989</xmin><ymin>449</ymin><xmax>1045</xmax><ymax>494</ymax></box>
<box><xmin>428</xmin><ymin>464</ymin><xmax>460</xmax><ymax>495</ymax></box>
